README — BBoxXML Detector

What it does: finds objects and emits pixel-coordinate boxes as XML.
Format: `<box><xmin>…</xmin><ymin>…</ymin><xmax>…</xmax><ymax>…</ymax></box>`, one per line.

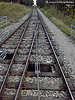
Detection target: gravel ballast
<box><xmin>0</xmin><ymin>11</ymin><xmax>30</xmax><ymax>43</ymax></box>
<box><xmin>0</xmin><ymin>8</ymin><xmax>75</xmax><ymax>78</ymax></box>
<box><xmin>37</xmin><ymin>8</ymin><xmax>75</xmax><ymax>79</ymax></box>
<box><xmin>0</xmin><ymin>8</ymin><xmax>75</xmax><ymax>99</ymax></box>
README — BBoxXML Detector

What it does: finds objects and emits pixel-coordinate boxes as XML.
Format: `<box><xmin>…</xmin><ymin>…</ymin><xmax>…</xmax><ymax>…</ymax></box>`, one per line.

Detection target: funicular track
<box><xmin>0</xmin><ymin>7</ymin><xmax>75</xmax><ymax>100</ymax></box>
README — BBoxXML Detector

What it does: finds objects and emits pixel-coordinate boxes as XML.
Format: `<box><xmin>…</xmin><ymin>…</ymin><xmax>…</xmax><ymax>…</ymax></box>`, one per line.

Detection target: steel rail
<box><xmin>38</xmin><ymin>13</ymin><xmax>74</xmax><ymax>100</ymax></box>
<box><xmin>0</xmin><ymin>15</ymin><xmax>31</xmax><ymax>47</ymax></box>
<box><xmin>36</xmin><ymin>23</ymin><xmax>40</xmax><ymax>100</ymax></box>
<box><xmin>0</xmin><ymin>14</ymin><xmax>32</xmax><ymax>96</ymax></box>
<box><xmin>35</xmin><ymin>8</ymin><xmax>40</xmax><ymax>100</ymax></box>
<box><xmin>0</xmin><ymin>8</ymin><xmax>33</xmax><ymax>47</ymax></box>
<box><xmin>14</xmin><ymin>15</ymin><xmax>39</xmax><ymax>100</ymax></box>
<box><xmin>36</xmin><ymin>63</ymin><xmax>40</xmax><ymax>100</ymax></box>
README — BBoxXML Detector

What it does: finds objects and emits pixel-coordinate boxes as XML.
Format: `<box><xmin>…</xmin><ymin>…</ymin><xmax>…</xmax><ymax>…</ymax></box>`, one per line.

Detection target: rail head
<box><xmin>0</xmin><ymin>11</ymin><xmax>33</xmax><ymax>46</ymax></box>
<box><xmin>38</xmin><ymin>12</ymin><xmax>74</xmax><ymax>100</ymax></box>
<box><xmin>0</xmin><ymin>13</ymin><xmax>32</xmax><ymax>96</ymax></box>
<box><xmin>14</xmin><ymin>15</ymin><xmax>39</xmax><ymax>100</ymax></box>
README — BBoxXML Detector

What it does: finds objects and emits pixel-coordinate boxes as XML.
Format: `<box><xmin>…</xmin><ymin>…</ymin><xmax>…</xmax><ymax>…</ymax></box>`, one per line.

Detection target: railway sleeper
<box><xmin>0</xmin><ymin>95</ymin><xmax>69</xmax><ymax>100</ymax></box>
<box><xmin>0</xmin><ymin>77</ymin><xmax>73</xmax><ymax>91</ymax></box>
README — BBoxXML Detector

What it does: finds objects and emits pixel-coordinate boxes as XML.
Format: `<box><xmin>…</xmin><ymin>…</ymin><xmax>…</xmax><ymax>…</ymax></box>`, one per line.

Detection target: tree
<box><xmin>48</xmin><ymin>0</ymin><xmax>50</xmax><ymax>7</ymax></box>
<box><xmin>72</xmin><ymin>0</ymin><xmax>75</xmax><ymax>18</ymax></box>
<box><xmin>21</xmin><ymin>0</ymin><xmax>33</xmax><ymax>6</ymax></box>
<box><xmin>37</xmin><ymin>0</ymin><xmax>46</xmax><ymax>7</ymax></box>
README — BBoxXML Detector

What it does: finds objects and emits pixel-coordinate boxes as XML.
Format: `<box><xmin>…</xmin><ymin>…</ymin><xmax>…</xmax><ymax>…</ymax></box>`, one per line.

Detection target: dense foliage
<box><xmin>37</xmin><ymin>0</ymin><xmax>46</xmax><ymax>7</ymax></box>
<box><xmin>0</xmin><ymin>0</ymin><xmax>33</xmax><ymax>6</ymax></box>
<box><xmin>46</xmin><ymin>0</ymin><xmax>75</xmax><ymax>18</ymax></box>
<box><xmin>0</xmin><ymin>0</ymin><xmax>75</xmax><ymax>17</ymax></box>
<box><xmin>21</xmin><ymin>0</ymin><xmax>33</xmax><ymax>6</ymax></box>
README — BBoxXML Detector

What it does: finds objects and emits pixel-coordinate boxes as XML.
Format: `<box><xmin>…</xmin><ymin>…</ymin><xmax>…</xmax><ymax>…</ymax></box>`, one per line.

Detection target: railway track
<box><xmin>0</xmin><ymin>7</ymin><xmax>75</xmax><ymax>100</ymax></box>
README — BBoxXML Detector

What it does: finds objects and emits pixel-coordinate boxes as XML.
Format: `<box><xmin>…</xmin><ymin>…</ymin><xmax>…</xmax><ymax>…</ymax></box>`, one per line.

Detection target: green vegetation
<box><xmin>0</xmin><ymin>0</ymin><xmax>33</xmax><ymax>6</ymax></box>
<box><xmin>37</xmin><ymin>0</ymin><xmax>46</xmax><ymax>7</ymax></box>
<box><xmin>41</xmin><ymin>6</ymin><xmax>75</xmax><ymax>36</ymax></box>
<box><xmin>21</xmin><ymin>0</ymin><xmax>33</xmax><ymax>6</ymax></box>
<box><xmin>0</xmin><ymin>2</ymin><xmax>31</xmax><ymax>26</ymax></box>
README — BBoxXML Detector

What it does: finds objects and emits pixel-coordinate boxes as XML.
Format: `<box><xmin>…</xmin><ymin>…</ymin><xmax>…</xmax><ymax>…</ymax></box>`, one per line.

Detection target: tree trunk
<box><xmin>48</xmin><ymin>0</ymin><xmax>50</xmax><ymax>7</ymax></box>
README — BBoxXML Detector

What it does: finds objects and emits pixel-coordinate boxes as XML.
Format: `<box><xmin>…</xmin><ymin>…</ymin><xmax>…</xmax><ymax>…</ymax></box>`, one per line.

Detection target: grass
<box><xmin>0</xmin><ymin>2</ymin><xmax>31</xmax><ymax>26</ymax></box>
<box><xmin>51</xmin><ymin>17</ymin><xmax>70</xmax><ymax>35</ymax></box>
<box><xmin>40</xmin><ymin>6</ymin><xmax>75</xmax><ymax>36</ymax></box>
